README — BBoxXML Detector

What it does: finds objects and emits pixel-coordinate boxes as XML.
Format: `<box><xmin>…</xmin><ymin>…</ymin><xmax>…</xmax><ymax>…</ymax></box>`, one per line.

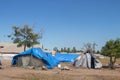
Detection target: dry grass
<box><xmin>0</xmin><ymin>59</ymin><xmax>120</xmax><ymax>80</ymax></box>
<box><xmin>100</xmin><ymin>57</ymin><xmax>120</xmax><ymax>65</ymax></box>
<box><xmin>24</xmin><ymin>73</ymin><xmax>73</xmax><ymax>80</ymax></box>
<box><xmin>25</xmin><ymin>58</ymin><xmax>120</xmax><ymax>80</ymax></box>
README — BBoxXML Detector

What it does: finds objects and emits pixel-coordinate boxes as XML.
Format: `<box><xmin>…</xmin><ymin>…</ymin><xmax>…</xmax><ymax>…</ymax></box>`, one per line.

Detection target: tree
<box><xmin>101</xmin><ymin>38</ymin><xmax>120</xmax><ymax>69</ymax></box>
<box><xmin>72</xmin><ymin>47</ymin><xmax>77</xmax><ymax>53</ymax></box>
<box><xmin>67</xmin><ymin>48</ymin><xmax>71</xmax><ymax>53</ymax></box>
<box><xmin>41</xmin><ymin>45</ymin><xmax>44</xmax><ymax>49</ymax></box>
<box><xmin>63</xmin><ymin>47</ymin><xmax>67</xmax><ymax>52</ymax></box>
<box><xmin>8</xmin><ymin>24</ymin><xmax>42</xmax><ymax>51</ymax></box>
<box><xmin>53</xmin><ymin>47</ymin><xmax>59</xmax><ymax>52</ymax></box>
<box><xmin>60</xmin><ymin>48</ymin><xmax>64</xmax><ymax>52</ymax></box>
<box><xmin>96</xmin><ymin>50</ymin><xmax>100</xmax><ymax>54</ymax></box>
<box><xmin>82</xmin><ymin>42</ymin><xmax>97</xmax><ymax>53</ymax></box>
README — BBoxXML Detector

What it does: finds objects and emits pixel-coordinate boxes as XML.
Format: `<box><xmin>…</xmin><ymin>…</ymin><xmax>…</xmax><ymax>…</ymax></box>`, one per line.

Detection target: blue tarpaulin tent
<box><xmin>55</xmin><ymin>53</ymin><xmax>80</xmax><ymax>62</ymax></box>
<box><xmin>12</xmin><ymin>48</ymin><xmax>59</xmax><ymax>69</ymax></box>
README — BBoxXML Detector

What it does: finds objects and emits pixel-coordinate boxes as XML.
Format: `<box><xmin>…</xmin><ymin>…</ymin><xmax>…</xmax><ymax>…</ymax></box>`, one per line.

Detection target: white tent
<box><xmin>73</xmin><ymin>52</ymin><xmax>102</xmax><ymax>69</ymax></box>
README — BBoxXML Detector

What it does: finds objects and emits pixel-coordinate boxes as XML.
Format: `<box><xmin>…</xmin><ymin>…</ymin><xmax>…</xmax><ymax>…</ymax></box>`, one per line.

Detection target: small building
<box><xmin>0</xmin><ymin>42</ymin><xmax>42</xmax><ymax>60</ymax></box>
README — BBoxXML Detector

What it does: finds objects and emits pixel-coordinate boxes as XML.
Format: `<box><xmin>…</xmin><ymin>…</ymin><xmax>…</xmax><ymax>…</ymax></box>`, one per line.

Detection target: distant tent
<box><xmin>55</xmin><ymin>53</ymin><xmax>80</xmax><ymax>62</ymax></box>
<box><xmin>12</xmin><ymin>48</ymin><xmax>59</xmax><ymax>69</ymax></box>
<box><xmin>73</xmin><ymin>52</ymin><xmax>102</xmax><ymax>69</ymax></box>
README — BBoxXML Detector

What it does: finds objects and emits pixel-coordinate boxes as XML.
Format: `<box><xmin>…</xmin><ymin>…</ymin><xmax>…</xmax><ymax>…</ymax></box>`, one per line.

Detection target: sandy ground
<box><xmin>0</xmin><ymin>59</ymin><xmax>120</xmax><ymax>80</ymax></box>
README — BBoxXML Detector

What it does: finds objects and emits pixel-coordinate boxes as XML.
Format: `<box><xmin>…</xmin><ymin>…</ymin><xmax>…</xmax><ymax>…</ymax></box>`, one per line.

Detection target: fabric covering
<box><xmin>12</xmin><ymin>48</ymin><xmax>60</xmax><ymax>69</ymax></box>
<box><xmin>73</xmin><ymin>52</ymin><xmax>102</xmax><ymax>69</ymax></box>
<box><xmin>55</xmin><ymin>53</ymin><xmax>80</xmax><ymax>62</ymax></box>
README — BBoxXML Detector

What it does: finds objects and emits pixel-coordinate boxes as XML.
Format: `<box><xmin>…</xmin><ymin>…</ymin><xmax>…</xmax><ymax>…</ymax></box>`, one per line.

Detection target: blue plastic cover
<box><xmin>12</xmin><ymin>48</ymin><xmax>59</xmax><ymax>69</ymax></box>
<box><xmin>55</xmin><ymin>53</ymin><xmax>80</xmax><ymax>62</ymax></box>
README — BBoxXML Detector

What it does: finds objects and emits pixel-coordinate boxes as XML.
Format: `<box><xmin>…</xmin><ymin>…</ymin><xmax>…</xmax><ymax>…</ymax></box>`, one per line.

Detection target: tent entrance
<box><xmin>16</xmin><ymin>54</ymin><xmax>44</xmax><ymax>68</ymax></box>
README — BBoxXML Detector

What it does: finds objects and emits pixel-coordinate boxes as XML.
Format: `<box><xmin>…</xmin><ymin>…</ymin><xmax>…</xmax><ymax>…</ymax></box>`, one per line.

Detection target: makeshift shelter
<box><xmin>73</xmin><ymin>52</ymin><xmax>102</xmax><ymax>69</ymax></box>
<box><xmin>12</xmin><ymin>48</ymin><xmax>59</xmax><ymax>69</ymax></box>
<box><xmin>55</xmin><ymin>53</ymin><xmax>80</xmax><ymax>62</ymax></box>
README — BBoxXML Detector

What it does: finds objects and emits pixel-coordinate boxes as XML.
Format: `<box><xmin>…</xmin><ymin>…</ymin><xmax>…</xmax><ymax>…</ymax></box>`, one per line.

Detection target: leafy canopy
<box><xmin>101</xmin><ymin>38</ymin><xmax>120</xmax><ymax>58</ymax></box>
<box><xmin>8</xmin><ymin>24</ymin><xmax>42</xmax><ymax>51</ymax></box>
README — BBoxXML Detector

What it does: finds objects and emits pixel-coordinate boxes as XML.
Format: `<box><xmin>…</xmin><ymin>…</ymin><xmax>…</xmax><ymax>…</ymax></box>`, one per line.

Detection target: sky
<box><xmin>0</xmin><ymin>0</ymin><xmax>120</xmax><ymax>51</ymax></box>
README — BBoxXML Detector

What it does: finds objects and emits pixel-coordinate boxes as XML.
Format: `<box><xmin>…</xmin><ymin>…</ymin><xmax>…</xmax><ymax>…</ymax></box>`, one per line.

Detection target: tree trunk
<box><xmin>109</xmin><ymin>55</ymin><xmax>116</xmax><ymax>69</ymax></box>
<box><xmin>24</xmin><ymin>44</ymin><xmax>26</xmax><ymax>51</ymax></box>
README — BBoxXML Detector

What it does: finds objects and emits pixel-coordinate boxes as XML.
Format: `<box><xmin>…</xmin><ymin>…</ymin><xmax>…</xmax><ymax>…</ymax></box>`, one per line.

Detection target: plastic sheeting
<box><xmin>12</xmin><ymin>48</ymin><xmax>59</xmax><ymax>69</ymax></box>
<box><xmin>55</xmin><ymin>53</ymin><xmax>80</xmax><ymax>62</ymax></box>
<box><xmin>73</xmin><ymin>53</ymin><xmax>102</xmax><ymax>69</ymax></box>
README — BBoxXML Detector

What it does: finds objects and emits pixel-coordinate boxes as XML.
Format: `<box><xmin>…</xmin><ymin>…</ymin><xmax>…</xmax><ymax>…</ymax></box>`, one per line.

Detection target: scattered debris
<box><xmin>42</xmin><ymin>66</ymin><xmax>47</xmax><ymax>70</ymax></box>
<box><xmin>61</xmin><ymin>66</ymin><xmax>70</xmax><ymax>70</ymax></box>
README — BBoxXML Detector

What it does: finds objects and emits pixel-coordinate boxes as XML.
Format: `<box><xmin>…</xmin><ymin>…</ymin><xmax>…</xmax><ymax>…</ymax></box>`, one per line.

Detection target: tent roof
<box><xmin>12</xmin><ymin>48</ymin><xmax>59</xmax><ymax>69</ymax></box>
<box><xmin>55</xmin><ymin>53</ymin><xmax>80</xmax><ymax>62</ymax></box>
